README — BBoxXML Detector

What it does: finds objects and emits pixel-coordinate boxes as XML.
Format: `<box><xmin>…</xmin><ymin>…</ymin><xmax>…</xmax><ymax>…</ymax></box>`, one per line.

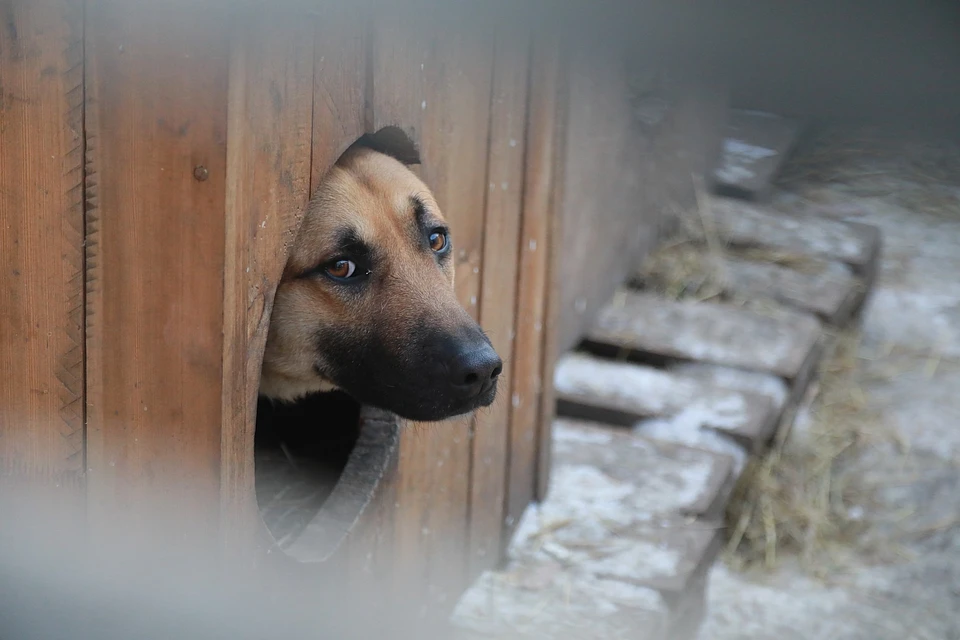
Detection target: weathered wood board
<box><xmin>712</xmin><ymin>109</ymin><xmax>800</xmax><ymax>200</ymax></box>
<box><xmin>719</xmin><ymin>257</ymin><xmax>863</xmax><ymax>325</ymax></box>
<box><xmin>585</xmin><ymin>290</ymin><xmax>823</xmax><ymax>380</ymax></box>
<box><xmin>0</xmin><ymin>0</ymin><xmax>85</xmax><ymax>490</ymax></box>
<box><xmin>555</xmin><ymin>54</ymin><xmax>730</xmax><ymax>356</ymax></box>
<box><xmin>523</xmin><ymin>421</ymin><xmax>729</xmax><ymax>598</ymax></box>
<box><xmin>452</xmin><ymin>419</ymin><xmax>730</xmax><ymax>640</ymax></box>
<box><xmin>84</xmin><ymin>0</ymin><xmax>230</xmax><ymax>551</ymax></box>
<box><xmin>0</xmin><ymin>0</ymin><xmax>709</xmax><ymax>631</ymax></box>
<box><xmin>554</xmin><ymin>353</ymin><xmax>778</xmax><ymax>449</ymax></box>
<box><xmin>364</xmin><ymin>9</ymin><xmax>496</xmax><ymax>621</ymax></box>
<box><xmin>453</xmin><ymin>568</ymin><xmax>669</xmax><ymax>640</ymax></box>
<box><xmin>467</xmin><ymin>26</ymin><xmax>530</xmax><ymax>578</ymax></box>
<box><xmin>506</xmin><ymin>35</ymin><xmax>564</xmax><ymax>528</ymax></box>
<box><xmin>668</xmin><ymin>363</ymin><xmax>789</xmax><ymax>414</ymax></box>
<box><xmin>707</xmin><ymin>196</ymin><xmax>882</xmax><ymax>284</ymax></box>
<box><xmin>550</xmin><ymin>419</ymin><xmax>735</xmax><ymax>521</ymax></box>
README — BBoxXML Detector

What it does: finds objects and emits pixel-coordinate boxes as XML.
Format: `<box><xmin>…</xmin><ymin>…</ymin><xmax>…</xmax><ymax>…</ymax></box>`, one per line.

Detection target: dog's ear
<box><xmin>350</xmin><ymin>126</ymin><xmax>421</xmax><ymax>166</ymax></box>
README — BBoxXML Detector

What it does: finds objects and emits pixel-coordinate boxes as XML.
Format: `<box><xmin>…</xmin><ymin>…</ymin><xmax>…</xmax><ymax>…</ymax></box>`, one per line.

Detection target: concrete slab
<box><xmin>585</xmin><ymin>290</ymin><xmax>823</xmax><ymax>380</ymax></box>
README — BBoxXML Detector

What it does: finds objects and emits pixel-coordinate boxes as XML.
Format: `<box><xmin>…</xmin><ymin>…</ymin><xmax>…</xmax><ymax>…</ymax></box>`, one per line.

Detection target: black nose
<box><xmin>449</xmin><ymin>342</ymin><xmax>502</xmax><ymax>396</ymax></box>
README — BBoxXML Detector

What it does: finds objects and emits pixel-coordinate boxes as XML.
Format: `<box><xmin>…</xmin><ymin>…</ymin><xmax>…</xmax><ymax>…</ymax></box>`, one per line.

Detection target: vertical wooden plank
<box><xmin>220</xmin><ymin>6</ymin><xmax>315</xmax><ymax>561</ymax></box>
<box><xmin>466</xmin><ymin>28</ymin><xmax>530</xmax><ymax>578</ymax></box>
<box><xmin>504</xmin><ymin>33</ymin><xmax>563</xmax><ymax>538</ymax></box>
<box><xmin>553</xmin><ymin>44</ymin><xmax>658</xmax><ymax>354</ymax></box>
<box><xmin>535</xmin><ymin>37</ymin><xmax>567</xmax><ymax>503</ymax></box>
<box><xmin>0</xmin><ymin>0</ymin><xmax>84</xmax><ymax>486</ymax></box>
<box><xmin>367</xmin><ymin>9</ymin><xmax>425</xmax><ymax>151</ymax></box>
<box><xmin>369</xmin><ymin>5</ymin><xmax>495</xmax><ymax>622</ymax></box>
<box><xmin>310</xmin><ymin>1</ymin><xmax>367</xmax><ymax>192</ymax></box>
<box><xmin>84</xmin><ymin>0</ymin><xmax>229</xmax><ymax>551</ymax></box>
<box><xmin>0</xmin><ymin>0</ymin><xmax>85</xmax><ymax>548</ymax></box>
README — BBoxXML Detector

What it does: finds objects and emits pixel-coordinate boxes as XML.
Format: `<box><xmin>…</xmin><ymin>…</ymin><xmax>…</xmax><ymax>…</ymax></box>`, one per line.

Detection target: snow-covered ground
<box><xmin>451</xmin><ymin>130</ymin><xmax>960</xmax><ymax>640</ymax></box>
<box><xmin>698</xmin><ymin>134</ymin><xmax>960</xmax><ymax>640</ymax></box>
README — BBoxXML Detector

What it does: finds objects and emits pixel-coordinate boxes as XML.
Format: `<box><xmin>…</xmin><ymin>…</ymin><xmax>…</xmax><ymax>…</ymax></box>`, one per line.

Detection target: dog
<box><xmin>259</xmin><ymin>144</ymin><xmax>502</xmax><ymax>422</ymax></box>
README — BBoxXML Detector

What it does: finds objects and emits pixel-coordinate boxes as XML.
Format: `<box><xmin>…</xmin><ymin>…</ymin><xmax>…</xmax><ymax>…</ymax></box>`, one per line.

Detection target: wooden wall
<box><xmin>555</xmin><ymin>45</ymin><xmax>729</xmax><ymax>353</ymax></box>
<box><xmin>0</xmin><ymin>0</ymin><xmax>86</xmax><ymax>522</ymax></box>
<box><xmin>0</xmin><ymin>0</ymin><xmax>562</xmax><ymax>627</ymax></box>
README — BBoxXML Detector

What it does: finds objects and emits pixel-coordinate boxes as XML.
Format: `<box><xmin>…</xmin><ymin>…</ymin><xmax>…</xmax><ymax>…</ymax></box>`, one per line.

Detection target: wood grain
<box><xmin>220</xmin><ymin>5</ymin><xmax>316</xmax><ymax>562</ymax></box>
<box><xmin>466</xmin><ymin>26</ymin><xmax>530</xmax><ymax>578</ymax></box>
<box><xmin>504</xmin><ymin>33</ymin><xmax>562</xmax><ymax>536</ymax></box>
<box><xmin>553</xmin><ymin>45</ymin><xmax>660</xmax><ymax>354</ymax></box>
<box><xmin>535</xmin><ymin>35</ymin><xmax>567</xmax><ymax>503</ymax></box>
<box><xmin>84</xmin><ymin>0</ymin><xmax>229</xmax><ymax>552</ymax></box>
<box><xmin>310</xmin><ymin>1</ymin><xmax>368</xmax><ymax>192</ymax></box>
<box><xmin>0</xmin><ymin>0</ymin><xmax>84</xmax><ymax>484</ymax></box>
<box><xmin>368</xmin><ymin>9</ymin><xmax>426</xmax><ymax>152</ymax></box>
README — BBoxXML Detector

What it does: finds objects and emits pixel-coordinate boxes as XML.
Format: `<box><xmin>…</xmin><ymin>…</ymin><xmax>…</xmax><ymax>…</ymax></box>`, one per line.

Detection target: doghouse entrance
<box><xmin>254</xmin><ymin>394</ymin><xmax>400</xmax><ymax>562</ymax></box>
<box><xmin>252</xmin><ymin>127</ymin><xmax>415</xmax><ymax>561</ymax></box>
<box><xmin>254</xmin><ymin>391</ymin><xmax>362</xmax><ymax>550</ymax></box>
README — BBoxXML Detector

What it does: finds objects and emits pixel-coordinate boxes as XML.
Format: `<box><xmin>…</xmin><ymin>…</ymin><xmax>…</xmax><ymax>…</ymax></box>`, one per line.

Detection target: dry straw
<box><xmin>632</xmin><ymin>153</ymin><xmax>903</xmax><ymax>574</ymax></box>
<box><xmin>723</xmin><ymin>329</ymin><xmax>901</xmax><ymax>575</ymax></box>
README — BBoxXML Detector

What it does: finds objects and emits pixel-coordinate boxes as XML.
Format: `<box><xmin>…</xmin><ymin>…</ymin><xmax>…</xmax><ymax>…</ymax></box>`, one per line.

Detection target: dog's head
<box><xmin>260</xmin><ymin>146</ymin><xmax>502</xmax><ymax>422</ymax></box>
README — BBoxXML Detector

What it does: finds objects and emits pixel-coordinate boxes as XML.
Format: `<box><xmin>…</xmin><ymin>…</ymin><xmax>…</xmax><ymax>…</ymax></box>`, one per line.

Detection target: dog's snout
<box><xmin>448</xmin><ymin>341</ymin><xmax>502</xmax><ymax>397</ymax></box>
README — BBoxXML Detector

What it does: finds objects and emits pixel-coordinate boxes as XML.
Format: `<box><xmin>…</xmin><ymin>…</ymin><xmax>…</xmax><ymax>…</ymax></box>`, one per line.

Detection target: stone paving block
<box><xmin>712</xmin><ymin>109</ymin><xmax>801</xmax><ymax>201</ymax></box>
<box><xmin>554</xmin><ymin>353</ymin><xmax>778</xmax><ymax>451</ymax></box>
<box><xmin>585</xmin><ymin>290</ymin><xmax>823</xmax><ymax>380</ymax></box>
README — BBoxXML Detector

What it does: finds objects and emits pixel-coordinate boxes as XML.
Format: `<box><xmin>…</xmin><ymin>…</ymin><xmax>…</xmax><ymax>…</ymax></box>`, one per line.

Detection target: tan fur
<box><xmin>260</xmin><ymin>147</ymin><xmax>473</xmax><ymax>404</ymax></box>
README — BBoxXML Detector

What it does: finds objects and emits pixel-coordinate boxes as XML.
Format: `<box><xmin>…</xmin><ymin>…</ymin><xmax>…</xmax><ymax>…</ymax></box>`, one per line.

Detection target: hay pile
<box><xmin>722</xmin><ymin>329</ymin><xmax>903</xmax><ymax>575</ymax></box>
<box><xmin>632</xmin><ymin>126</ymin><xmax>951</xmax><ymax>574</ymax></box>
<box><xmin>634</xmin><ymin>239</ymin><xmax>726</xmax><ymax>302</ymax></box>
<box><xmin>637</xmin><ymin>239</ymin><xmax>826</xmax><ymax>303</ymax></box>
<box><xmin>636</xmin><ymin>228</ymin><xmax>896</xmax><ymax>574</ymax></box>
<box><xmin>634</xmin><ymin>171</ymin><xmax>829</xmax><ymax>307</ymax></box>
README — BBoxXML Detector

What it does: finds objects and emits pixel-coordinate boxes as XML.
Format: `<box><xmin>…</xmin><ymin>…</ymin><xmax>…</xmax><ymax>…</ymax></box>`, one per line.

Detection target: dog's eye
<box><xmin>429</xmin><ymin>230</ymin><xmax>448</xmax><ymax>253</ymax></box>
<box><xmin>325</xmin><ymin>259</ymin><xmax>356</xmax><ymax>279</ymax></box>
